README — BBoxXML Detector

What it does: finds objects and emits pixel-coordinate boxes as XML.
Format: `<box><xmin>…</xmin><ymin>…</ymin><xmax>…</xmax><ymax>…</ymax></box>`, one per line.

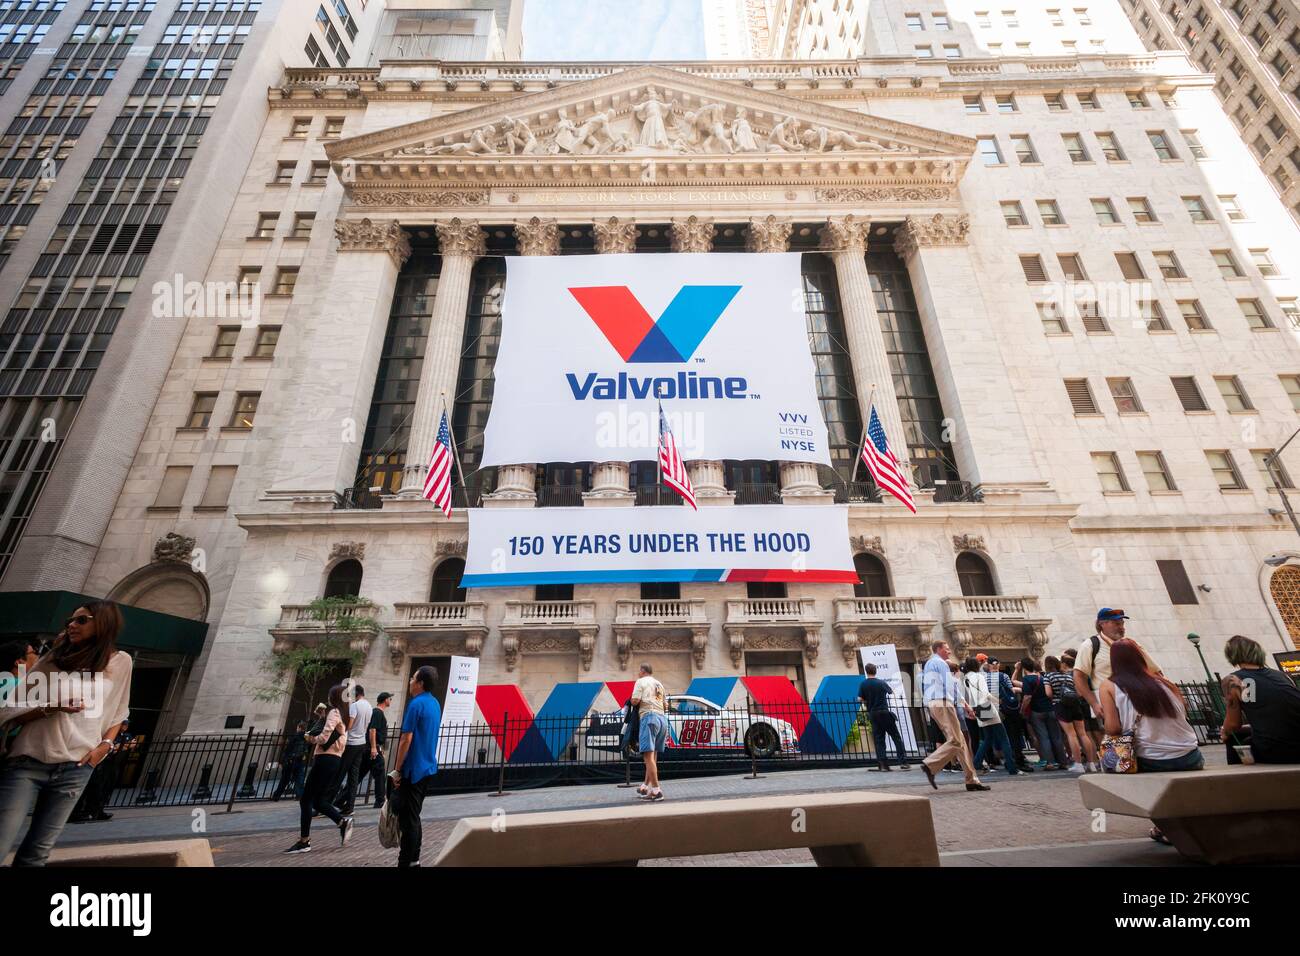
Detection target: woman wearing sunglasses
<box><xmin>0</xmin><ymin>601</ymin><xmax>132</xmax><ymax>866</ymax></box>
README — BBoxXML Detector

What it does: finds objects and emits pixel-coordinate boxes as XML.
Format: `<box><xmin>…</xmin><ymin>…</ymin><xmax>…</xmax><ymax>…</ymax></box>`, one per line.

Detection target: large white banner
<box><xmin>480</xmin><ymin>252</ymin><xmax>830</xmax><ymax>465</ymax></box>
<box><xmin>462</xmin><ymin>504</ymin><xmax>856</xmax><ymax>587</ymax></box>
<box><xmin>435</xmin><ymin>655</ymin><xmax>479</xmax><ymax>766</ymax></box>
<box><xmin>858</xmin><ymin>644</ymin><xmax>919</xmax><ymax>751</ymax></box>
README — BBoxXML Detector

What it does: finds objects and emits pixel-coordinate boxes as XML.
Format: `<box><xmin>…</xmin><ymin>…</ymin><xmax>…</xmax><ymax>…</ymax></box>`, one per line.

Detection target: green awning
<box><xmin>0</xmin><ymin>590</ymin><xmax>208</xmax><ymax>657</ymax></box>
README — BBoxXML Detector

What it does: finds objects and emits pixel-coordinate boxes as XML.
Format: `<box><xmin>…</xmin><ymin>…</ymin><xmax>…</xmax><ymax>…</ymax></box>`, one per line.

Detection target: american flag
<box><xmin>658</xmin><ymin>406</ymin><xmax>697</xmax><ymax>510</ymax></box>
<box><xmin>861</xmin><ymin>404</ymin><xmax>915</xmax><ymax>513</ymax></box>
<box><xmin>422</xmin><ymin>411</ymin><xmax>455</xmax><ymax>517</ymax></box>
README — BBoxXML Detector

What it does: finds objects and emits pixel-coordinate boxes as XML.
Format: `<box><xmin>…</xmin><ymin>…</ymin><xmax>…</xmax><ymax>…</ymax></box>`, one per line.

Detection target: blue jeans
<box><xmin>973</xmin><ymin>722</ymin><xmax>1018</xmax><ymax>774</ymax></box>
<box><xmin>1137</xmin><ymin>749</ymin><xmax>1204</xmax><ymax>773</ymax></box>
<box><xmin>0</xmin><ymin>756</ymin><xmax>95</xmax><ymax>866</ymax></box>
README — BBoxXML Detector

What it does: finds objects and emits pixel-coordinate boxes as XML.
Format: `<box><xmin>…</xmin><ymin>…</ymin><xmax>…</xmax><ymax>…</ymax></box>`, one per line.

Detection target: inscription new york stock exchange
<box><xmin>507</xmin><ymin>188</ymin><xmax>783</xmax><ymax>205</ymax></box>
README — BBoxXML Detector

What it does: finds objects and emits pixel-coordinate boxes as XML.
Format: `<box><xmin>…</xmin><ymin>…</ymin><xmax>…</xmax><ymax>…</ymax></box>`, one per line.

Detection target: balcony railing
<box><xmin>536</xmin><ymin>484</ymin><xmax>585</xmax><ymax>508</ymax></box>
<box><xmin>833</xmin><ymin>596</ymin><xmax>927</xmax><ymax>624</ymax></box>
<box><xmin>502</xmin><ymin>600</ymin><xmax>598</xmax><ymax>628</ymax></box>
<box><xmin>391</xmin><ymin>602</ymin><xmax>488</xmax><ymax>629</ymax></box>
<box><xmin>725</xmin><ymin>597</ymin><xmax>818</xmax><ymax>625</ymax></box>
<box><xmin>730</xmin><ymin>482</ymin><xmax>781</xmax><ymax>505</ymax></box>
<box><xmin>275</xmin><ymin>602</ymin><xmax>380</xmax><ymax>630</ymax></box>
<box><xmin>931</xmin><ymin>480</ymin><xmax>983</xmax><ymax>503</ymax></box>
<box><xmin>832</xmin><ymin>481</ymin><xmax>881</xmax><ymax>503</ymax></box>
<box><xmin>614</xmin><ymin>599</ymin><xmax>708</xmax><ymax>626</ymax></box>
<box><xmin>942</xmin><ymin>595</ymin><xmax>1039</xmax><ymax>621</ymax></box>
<box><xmin>336</xmin><ymin>487</ymin><xmax>383</xmax><ymax>510</ymax></box>
<box><xmin>634</xmin><ymin>485</ymin><xmax>685</xmax><ymax>506</ymax></box>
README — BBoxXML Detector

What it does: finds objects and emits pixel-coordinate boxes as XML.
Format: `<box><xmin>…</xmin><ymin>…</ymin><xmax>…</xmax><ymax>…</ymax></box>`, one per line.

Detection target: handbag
<box><xmin>377</xmin><ymin>787</ymin><xmax>401</xmax><ymax>848</ymax></box>
<box><xmin>1100</xmin><ymin>731</ymin><xmax>1137</xmax><ymax>773</ymax></box>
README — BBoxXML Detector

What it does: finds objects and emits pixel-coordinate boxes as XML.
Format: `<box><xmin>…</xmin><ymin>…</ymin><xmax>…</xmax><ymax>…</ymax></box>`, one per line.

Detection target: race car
<box><xmin>585</xmin><ymin>695</ymin><xmax>799</xmax><ymax>758</ymax></box>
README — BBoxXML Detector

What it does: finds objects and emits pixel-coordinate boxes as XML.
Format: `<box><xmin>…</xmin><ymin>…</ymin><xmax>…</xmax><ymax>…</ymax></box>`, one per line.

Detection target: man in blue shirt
<box><xmin>920</xmin><ymin>640</ymin><xmax>989</xmax><ymax>792</ymax></box>
<box><xmin>857</xmin><ymin>663</ymin><xmax>911</xmax><ymax>772</ymax></box>
<box><xmin>390</xmin><ymin>664</ymin><xmax>442</xmax><ymax>868</ymax></box>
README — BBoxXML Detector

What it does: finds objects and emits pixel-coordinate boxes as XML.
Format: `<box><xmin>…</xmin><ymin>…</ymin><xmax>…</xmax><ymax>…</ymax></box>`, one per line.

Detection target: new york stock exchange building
<box><xmin>45</xmin><ymin>49</ymin><xmax>1300</xmax><ymax>734</ymax></box>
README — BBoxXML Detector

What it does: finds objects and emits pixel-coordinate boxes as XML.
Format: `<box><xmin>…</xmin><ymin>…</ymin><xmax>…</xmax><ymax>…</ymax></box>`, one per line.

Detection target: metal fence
<box><xmin>100</xmin><ymin>681</ymin><xmax>1228</xmax><ymax>809</ymax></box>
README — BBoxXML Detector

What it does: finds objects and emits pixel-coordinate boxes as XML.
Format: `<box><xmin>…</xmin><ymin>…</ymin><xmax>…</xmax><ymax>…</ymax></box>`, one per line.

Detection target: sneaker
<box><xmin>637</xmin><ymin>784</ymin><xmax>650</xmax><ymax>795</ymax></box>
<box><xmin>965</xmin><ymin>782</ymin><xmax>992</xmax><ymax>792</ymax></box>
<box><xmin>284</xmin><ymin>840</ymin><xmax>312</xmax><ymax>854</ymax></box>
<box><xmin>1067</xmin><ymin>762</ymin><xmax>1085</xmax><ymax>772</ymax></box>
<box><xmin>1035</xmin><ymin>758</ymin><xmax>1050</xmax><ymax>768</ymax></box>
<box><xmin>899</xmin><ymin>764</ymin><xmax>913</xmax><ymax>771</ymax></box>
<box><xmin>340</xmin><ymin>816</ymin><xmax>354</xmax><ymax>846</ymax></box>
<box><xmin>637</xmin><ymin>789</ymin><xmax>656</xmax><ymax>800</ymax></box>
<box><xmin>648</xmin><ymin>789</ymin><xmax>665</xmax><ymax>801</ymax></box>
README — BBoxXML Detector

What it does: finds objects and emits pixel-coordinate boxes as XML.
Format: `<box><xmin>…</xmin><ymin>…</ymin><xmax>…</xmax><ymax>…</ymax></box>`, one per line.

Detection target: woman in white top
<box><xmin>0</xmin><ymin>601</ymin><xmax>132</xmax><ymax>866</ymax></box>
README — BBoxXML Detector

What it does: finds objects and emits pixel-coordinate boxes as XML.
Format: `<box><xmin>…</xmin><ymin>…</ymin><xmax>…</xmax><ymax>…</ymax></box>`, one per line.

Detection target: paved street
<box><xmin>45</xmin><ymin>751</ymin><xmax>1224</xmax><ymax>866</ymax></box>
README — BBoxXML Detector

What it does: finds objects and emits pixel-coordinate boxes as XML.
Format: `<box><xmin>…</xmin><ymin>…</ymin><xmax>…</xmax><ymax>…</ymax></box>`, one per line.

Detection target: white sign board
<box><xmin>858</xmin><ymin>643</ymin><xmax>919</xmax><ymax>751</ymax></box>
<box><xmin>480</xmin><ymin>252</ymin><xmax>830</xmax><ymax>465</ymax></box>
<box><xmin>462</xmin><ymin>504</ymin><xmax>857</xmax><ymax>587</ymax></box>
<box><xmin>435</xmin><ymin>655</ymin><xmax>479</xmax><ymax>766</ymax></box>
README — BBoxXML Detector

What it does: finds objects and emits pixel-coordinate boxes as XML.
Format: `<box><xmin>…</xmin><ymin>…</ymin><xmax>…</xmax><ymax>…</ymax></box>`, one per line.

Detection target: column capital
<box><xmin>592</xmin><ymin>216</ymin><xmax>636</xmax><ymax>253</ymax></box>
<box><xmin>893</xmin><ymin>213</ymin><xmax>970</xmax><ymax>260</ymax></box>
<box><xmin>514</xmin><ymin>216</ymin><xmax>561</xmax><ymax>256</ymax></box>
<box><xmin>670</xmin><ymin>216</ymin><xmax>715</xmax><ymax>253</ymax></box>
<box><xmin>435</xmin><ymin>217</ymin><xmax>487</xmax><ymax>258</ymax></box>
<box><xmin>818</xmin><ymin>214</ymin><xmax>870</xmax><ymax>254</ymax></box>
<box><xmin>334</xmin><ymin>218</ymin><xmax>411</xmax><ymax>267</ymax></box>
<box><xmin>745</xmin><ymin>215</ymin><xmax>792</xmax><ymax>253</ymax></box>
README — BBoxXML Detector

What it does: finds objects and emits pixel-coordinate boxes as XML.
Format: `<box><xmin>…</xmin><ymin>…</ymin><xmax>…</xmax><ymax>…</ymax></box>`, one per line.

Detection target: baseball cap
<box><xmin>377</xmin><ymin>692</ymin><xmax>393</xmax><ymax>704</ymax></box>
<box><xmin>975</xmin><ymin>653</ymin><xmax>988</xmax><ymax>663</ymax></box>
<box><xmin>1097</xmin><ymin>607</ymin><xmax>1129</xmax><ymax>621</ymax></box>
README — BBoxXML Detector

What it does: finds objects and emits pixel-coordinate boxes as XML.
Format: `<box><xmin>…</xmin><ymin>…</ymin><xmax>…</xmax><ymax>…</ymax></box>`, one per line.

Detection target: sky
<box><xmin>522</xmin><ymin>0</ymin><xmax>706</xmax><ymax>61</ymax></box>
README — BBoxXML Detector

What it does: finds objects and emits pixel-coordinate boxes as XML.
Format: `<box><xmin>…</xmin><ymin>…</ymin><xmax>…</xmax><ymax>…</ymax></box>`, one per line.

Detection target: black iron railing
<box><xmin>730</xmin><ymin>482</ymin><xmax>781</xmax><ymax>505</ymax></box>
<box><xmin>536</xmin><ymin>484</ymin><xmax>585</xmax><ymax>507</ymax></box>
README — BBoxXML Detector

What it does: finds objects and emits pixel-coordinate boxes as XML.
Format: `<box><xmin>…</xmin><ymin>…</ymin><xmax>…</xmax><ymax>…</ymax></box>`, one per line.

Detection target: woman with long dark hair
<box><xmin>0</xmin><ymin>601</ymin><xmax>132</xmax><ymax>866</ymax></box>
<box><xmin>284</xmin><ymin>682</ymin><xmax>354</xmax><ymax>854</ymax></box>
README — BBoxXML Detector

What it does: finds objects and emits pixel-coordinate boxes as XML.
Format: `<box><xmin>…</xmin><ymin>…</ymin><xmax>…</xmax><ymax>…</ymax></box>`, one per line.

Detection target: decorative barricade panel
<box><xmin>801</xmin><ymin>675</ymin><xmax>865</xmax><ymax>754</ymax></box>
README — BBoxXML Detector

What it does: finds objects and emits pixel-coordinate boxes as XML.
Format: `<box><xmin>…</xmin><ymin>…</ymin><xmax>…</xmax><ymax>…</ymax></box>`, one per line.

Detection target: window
<box><xmin>238</xmin><ymin>267</ymin><xmax>261</xmax><ymax>291</ymax></box>
<box><xmin>325</xmin><ymin>560</ymin><xmax>363</xmax><ymax>599</ymax></box>
<box><xmin>273</xmin><ymin>161</ymin><xmax>295</xmax><ymax>184</ymax></box>
<box><xmin>1045</xmin><ymin>91</ymin><xmax>1067</xmax><ymax>111</ymax></box>
<box><xmin>1011</xmin><ymin>135</ymin><xmax>1038</xmax><ymax>163</ymax></box>
<box><xmin>1281</xmin><ymin>299</ymin><xmax>1300</xmax><ymax>328</ymax></box>
<box><xmin>211</xmin><ymin>327</ymin><xmax>239</xmax><ymax>359</ymax></box>
<box><xmin>1148</xmin><ymin>131</ymin><xmax>1177</xmax><ymax>159</ymax></box>
<box><xmin>323</xmin><ymin>117</ymin><xmax>345</xmax><ymax>138</ymax></box>
<box><xmin>1206</xmin><ymin>450</ymin><xmax>1245</xmax><ymax>489</ymax></box>
<box><xmin>431</xmin><ymin>558</ymin><xmax>467</xmax><ymax>603</ymax></box>
<box><xmin>1049</xmin><ymin>7</ymin><xmax>1063</xmax><ymax>25</ymax></box>
<box><xmin>978</xmin><ymin>137</ymin><xmax>1004</xmax><ymax>165</ymax></box>
<box><xmin>1019</xmin><ymin>254</ymin><xmax>1048</xmax><ymax>282</ymax></box>
<box><xmin>995</xmin><ymin>94</ymin><xmax>1018</xmax><ymax>113</ymax></box>
<box><xmin>1172</xmin><ymin>376</ymin><xmax>1209</xmax><ymax>411</ymax></box>
<box><xmin>1272</xmin><ymin>51</ymin><xmax>1292</xmax><ymax>78</ymax></box>
<box><xmin>1178</xmin><ymin>299</ymin><xmax>1211</xmax><ymax>331</ymax></box>
<box><xmin>198</xmin><ymin>465</ymin><xmax>237</xmax><ymax>509</ymax></box>
<box><xmin>1093</xmin><ymin>198</ymin><xmax>1120</xmax><ymax>224</ymax></box>
<box><xmin>1239</xmin><ymin>299</ymin><xmax>1272</xmax><ymax>330</ymax></box>
<box><xmin>853</xmin><ymin>553</ymin><xmax>892</xmax><ymax>597</ymax></box>
<box><xmin>1215</xmin><ymin>375</ymin><xmax>1254</xmax><ymax>411</ymax></box>
<box><xmin>1126</xmin><ymin>90</ymin><xmax>1149</xmax><ymax>108</ymax></box>
<box><xmin>254</xmin><ymin>213</ymin><xmax>277</xmax><ymax>238</ymax></box>
<box><xmin>272</xmin><ymin>267</ymin><xmax>298</xmax><ymax>295</ymax></box>
<box><xmin>976</xmin><ymin>10</ymin><xmax>990</xmax><ymax>27</ymax></box>
<box><xmin>1001</xmin><ymin>201</ymin><xmax>1027</xmax><ymax>225</ymax></box>
<box><xmin>1142</xmin><ymin>300</ymin><xmax>1170</xmax><ymax>331</ymax></box>
<box><xmin>1281</xmin><ymin>374</ymin><xmax>1300</xmax><ymax>410</ymax></box>
<box><xmin>1079</xmin><ymin>300</ymin><xmax>1109</xmax><ymax>333</ymax></box>
<box><xmin>1096</xmin><ymin>132</ymin><xmax>1126</xmax><ymax>161</ymax></box>
<box><xmin>228</xmin><ymin>393</ymin><xmax>259</xmax><ymax>429</ymax></box>
<box><xmin>291</xmin><ymin>212</ymin><xmax>315</xmax><ymax>238</ymax></box>
<box><xmin>1154</xmin><ymin>251</ymin><xmax>1185</xmax><ymax>279</ymax></box>
<box><xmin>1062</xmin><ymin>133</ymin><xmax>1089</xmax><ymax>162</ymax></box>
<box><xmin>1268</xmin><ymin>115</ymin><xmax>1287</xmax><ymax>140</ymax></box>
<box><xmin>943</xmin><ymin>44</ymin><xmax>962</xmax><ymax>58</ymax></box>
<box><xmin>187</xmin><ymin>393</ymin><xmax>217</xmax><ymax>428</ymax></box>
<box><xmin>308</xmin><ymin>162</ymin><xmax>330</xmax><ymax>185</ymax></box>
<box><xmin>1157</xmin><ymin>560</ymin><xmax>1199</xmax><ymax>605</ymax></box>
<box><xmin>1213</xmin><ymin>249</ymin><xmax>1243</xmax><ymax>277</ymax></box>
<box><xmin>934</xmin><ymin>13</ymin><xmax>951</xmax><ymax>30</ymax></box>
<box><xmin>1108</xmin><ymin>377</ymin><xmax>1143</xmax><ymax>413</ymax></box>
<box><xmin>1183</xmin><ymin>196</ymin><xmax>1213</xmax><ymax>222</ymax></box>
<box><xmin>915</xmin><ymin>44</ymin><xmax>933</xmax><ymax>57</ymax></box>
<box><xmin>1138</xmin><ymin>451</ymin><xmax>1176</xmax><ymax>491</ymax></box>
<box><xmin>153</xmin><ymin>466</ymin><xmax>191</xmax><ymax>509</ymax></box>
<box><xmin>1219</xmin><ymin>195</ymin><xmax>1246</xmax><ymax>221</ymax></box>
<box><xmin>1078</xmin><ymin>90</ymin><xmax>1100</xmax><ymax>109</ymax></box>
<box><xmin>253</xmin><ymin>326</ymin><xmax>280</xmax><ymax>357</ymax></box>
<box><xmin>956</xmin><ymin>552</ymin><xmax>997</xmax><ymax>596</ymax></box>
<box><xmin>1254</xmin><ymin>449</ymin><xmax>1295</xmax><ymax>489</ymax></box>
<box><xmin>1251</xmin><ymin>249</ymin><xmax>1280</xmax><ymax>276</ymax></box>
<box><xmin>1115</xmin><ymin>251</ymin><xmax>1145</xmax><ymax>280</ymax></box>
<box><xmin>1003</xmin><ymin>9</ymin><xmax>1018</xmax><ymax>27</ymax></box>
<box><xmin>289</xmin><ymin>117</ymin><xmax>311</xmax><ymax>138</ymax></box>
<box><xmin>1038</xmin><ymin>199</ymin><xmax>1064</xmax><ymax>225</ymax></box>
<box><xmin>304</xmin><ymin>36</ymin><xmax>328</xmax><ymax>67</ymax></box>
<box><xmin>1038</xmin><ymin>300</ymin><xmax>1068</xmax><ymax>334</ymax></box>
<box><xmin>964</xmin><ymin>94</ymin><xmax>985</xmax><ymax>113</ymax></box>
<box><xmin>1066</xmin><ymin>378</ymin><xmax>1099</xmax><ymax>414</ymax></box>
<box><xmin>1254</xmin><ymin>135</ymin><xmax>1272</xmax><ymax>160</ymax></box>
<box><xmin>1128</xmin><ymin>197</ymin><xmax>1157</xmax><ymax>222</ymax></box>
<box><xmin>1057</xmin><ymin>253</ymin><xmax>1086</xmax><ymax>280</ymax></box>
<box><xmin>1092</xmin><ymin>453</ymin><xmax>1130</xmax><ymax>492</ymax></box>
<box><xmin>1075</xmin><ymin>6</ymin><xmax>1091</xmax><ymax>24</ymax></box>
<box><xmin>906</xmin><ymin>12</ymin><xmax>923</xmax><ymax>30</ymax></box>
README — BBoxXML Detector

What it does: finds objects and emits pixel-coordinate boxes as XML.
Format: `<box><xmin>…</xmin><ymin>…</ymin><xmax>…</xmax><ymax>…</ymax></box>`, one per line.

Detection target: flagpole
<box><xmin>850</xmin><ymin>383</ymin><xmax>877</xmax><ymax>486</ymax></box>
<box><xmin>655</xmin><ymin>389</ymin><xmax>664</xmax><ymax>500</ymax></box>
<box><xmin>440</xmin><ymin>389</ymin><xmax>471</xmax><ymax>509</ymax></box>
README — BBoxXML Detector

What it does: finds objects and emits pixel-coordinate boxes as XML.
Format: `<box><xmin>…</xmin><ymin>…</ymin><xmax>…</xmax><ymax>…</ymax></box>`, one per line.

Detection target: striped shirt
<box><xmin>1044</xmin><ymin>670</ymin><xmax>1077</xmax><ymax>698</ymax></box>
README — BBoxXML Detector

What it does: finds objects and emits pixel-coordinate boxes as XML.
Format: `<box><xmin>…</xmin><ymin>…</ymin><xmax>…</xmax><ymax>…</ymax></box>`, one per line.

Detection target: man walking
<box><xmin>334</xmin><ymin>684</ymin><xmax>372</xmax><ymax>814</ymax></box>
<box><xmin>390</xmin><ymin>665</ymin><xmax>442</xmax><ymax>868</ymax></box>
<box><xmin>858</xmin><ymin>663</ymin><xmax>910</xmax><ymax>771</ymax></box>
<box><xmin>630</xmin><ymin>662</ymin><xmax>668</xmax><ymax>801</ymax></box>
<box><xmin>362</xmin><ymin>692</ymin><xmax>392</xmax><ymax>810</ymax></box>
<box><xmin>920</xmin><ymin>640</ymin><xmax>990</xmax><ymax>792</ymax></box>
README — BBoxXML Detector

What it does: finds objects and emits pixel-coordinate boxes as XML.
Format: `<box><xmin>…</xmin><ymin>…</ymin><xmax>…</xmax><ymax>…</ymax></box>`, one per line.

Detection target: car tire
<box><xmin>744</xmin><ymin>723</ymin><xmax>780</xmax><ymax>759</ymax></box>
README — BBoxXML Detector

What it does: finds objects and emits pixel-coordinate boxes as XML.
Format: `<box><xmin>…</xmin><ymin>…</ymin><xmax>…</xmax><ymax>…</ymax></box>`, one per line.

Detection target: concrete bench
<box><xmin>1079</xmin><ymin>765</ymin><xmax>1300</xmax><ymax>865</ymax></box>
<box><xmin>35</xmin><ymin>839</ymin><xmax>214</xmax><ymax>867</ymax></box>
<box><xmin>434</xmin><ymin>791</ymin><xmax>939</xmax><ymax>867</ymax></box>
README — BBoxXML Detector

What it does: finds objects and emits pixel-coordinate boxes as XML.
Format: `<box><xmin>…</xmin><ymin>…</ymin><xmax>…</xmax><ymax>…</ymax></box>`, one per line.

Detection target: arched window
<box><xmin>430</xmin><ymin>558</ymin><xmax>466</xmax><ymax>603</ymax></box>
<box><xmin>324</xmin><ymin>559</ymin><xmax>363</xmax><ymax>598</ymax></box>
<box><xmin>853</xmin><ymin>553</ymin><xmax>891</xmax><ymax>597</ymax></box>
<box><xmin>955</xmin><ymin>552</ymin><xmax>997</xmax><ymax>597</ymax></box>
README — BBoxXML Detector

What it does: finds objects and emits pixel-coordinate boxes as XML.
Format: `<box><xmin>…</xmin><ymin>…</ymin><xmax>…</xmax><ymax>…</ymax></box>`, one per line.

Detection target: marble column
<box><xmin>894</xmin><ymin>213</ymin><xmax>1042</xmax><ymax>488</ymax></box>
<box><xmin>398</xmin><ymin>217</ymin><xmax>486</xmax><ymax>497</ymax></box>
<box><xmin>267</xmin><ymin>218</ymin><xmax>409</xmax><ymax>501</ymax></box>
<box><xmin>489</xmin><ymin>217</ymin><xmax>563</xmax><ymax>504</ymax></box>
<box><xmin>585</xmin><ymin>217</ymin><xmax>637</xmax><ymax>504</ymax></box>
<box><xmin>820</xmin><ymin>214</ymin><xmax>910</xmax><ymax>481</ymax></box>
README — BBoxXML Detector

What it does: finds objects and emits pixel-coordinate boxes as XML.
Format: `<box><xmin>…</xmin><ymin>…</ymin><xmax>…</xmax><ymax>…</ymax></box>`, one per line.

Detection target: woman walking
<box><xmin>0</xmin><ymin>602</ymin><xmax>132</xmax><ymax>866</ymax></box>
<box><xmin>1045</xmin><ymin>654</ymin><xmax>1098</xmax><ymax>772</ymax></box>
<box><xmin>284</xmin><ymin>683</ymin><xmax>354</xmax><ymax>854</ymax></box>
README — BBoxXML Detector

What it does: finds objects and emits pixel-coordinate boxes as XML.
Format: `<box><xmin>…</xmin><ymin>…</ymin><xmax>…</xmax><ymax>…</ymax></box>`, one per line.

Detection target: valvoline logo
<box><xmin>569</xmin><ymin>285</ymin><xmax>741</xmax><ymax>363</ymax></box>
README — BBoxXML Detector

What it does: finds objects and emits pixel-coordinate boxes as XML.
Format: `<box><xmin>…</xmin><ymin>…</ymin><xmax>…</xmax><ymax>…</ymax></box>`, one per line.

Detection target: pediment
<box><xmin>325</xmin><ymin>65</ymin><xmax>974</xmax><ymax>193</ymax></box>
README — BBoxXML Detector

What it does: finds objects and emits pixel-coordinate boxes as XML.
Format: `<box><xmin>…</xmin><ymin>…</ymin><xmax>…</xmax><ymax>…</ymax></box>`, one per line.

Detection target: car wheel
<box><xmin>744</xmin><ymin>723</ymin><xmax>780</xmax><ymax>759</ymax></box>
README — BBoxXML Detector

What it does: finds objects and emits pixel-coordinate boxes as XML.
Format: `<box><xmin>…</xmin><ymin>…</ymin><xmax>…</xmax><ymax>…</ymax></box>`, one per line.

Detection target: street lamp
<box><xmin>1186</xmin><ymin>632</ymin><xmax>1214</xmax><ymax>685</ymax></box>
<box><xmin>1264</xmin><ymin>426</ymin><xmax>1300</xmax><ymax>540</ymax></box>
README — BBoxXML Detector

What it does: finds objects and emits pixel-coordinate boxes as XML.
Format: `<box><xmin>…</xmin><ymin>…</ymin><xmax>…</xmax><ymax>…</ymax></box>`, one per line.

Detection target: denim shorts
<box><xmin>1137</xmin><ymin>748</ymin><xmax>1204</xmax><ymax>773</ymax></box>
<box><xmin>638</xmin><ymin>712</ymin><xmax>668</xmax><ymax>754</ymax></box>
